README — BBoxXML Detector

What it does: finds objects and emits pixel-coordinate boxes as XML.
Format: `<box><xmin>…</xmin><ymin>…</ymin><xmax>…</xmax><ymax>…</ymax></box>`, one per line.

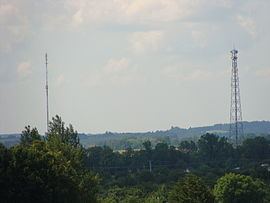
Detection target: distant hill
<box><xmin>0</xmin><ymin>134</ymin><xmax>21</xmax><ymax>148</ymax></box>
<box><xmin>79</xmin><ymin>121</ymin><xmax>270</xmax><ymax>148</ymax></box>
<box><xmin>1</xmin><ymin>121</ymin><xmax>270</xmax><ymax>149</ymax></box>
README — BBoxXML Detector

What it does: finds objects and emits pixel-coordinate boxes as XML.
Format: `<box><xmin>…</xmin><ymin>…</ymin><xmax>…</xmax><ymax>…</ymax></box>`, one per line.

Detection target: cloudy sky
<box><xmin>1</xmin><ymin>0</ymin><xmax>270</xmax><ymax>134</ymax></box>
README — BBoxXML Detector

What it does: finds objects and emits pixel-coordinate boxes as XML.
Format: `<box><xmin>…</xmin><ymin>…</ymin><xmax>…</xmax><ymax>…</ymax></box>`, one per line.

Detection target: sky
<box><xmin>0</xmin><ymin>0</ymin><xmax>270</xmax><ymax>134</ymax></box>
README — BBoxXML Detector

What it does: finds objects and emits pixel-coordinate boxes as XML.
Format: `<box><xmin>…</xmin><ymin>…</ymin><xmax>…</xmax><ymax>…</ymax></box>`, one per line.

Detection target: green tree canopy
<box><xmin>214</xmin><ymin>173</ymin><xmax>268</xmax><ymax>203</ymax></box>
<box><xmin>0</xmin><ymin>141</ymin><xmax>98</xmax><ymax>202</ymax></box>
<box><xmin>47</xmin><ymin>115</ymin><xmax>80</xmax><ymax>148</ymax></box>
<box><xmin>169</xmin><ymin>174</ymin><xmax>214</xmax><ymax>203</ymax></box>
<box><xmin>20</xmin><ymin>125</ymin><xmax>41</xmax><ymax>145</ymax></box>
<box><xmin>198</xmin><ymin>133</ymin><xmax>233</xmax><ymax>160</ymax></box>
<box><xmin>142</xmin><ymin>140</ymin><xmax>152</xmax><ymax>151</ymax></box>
<box><xmin>240</xmin><ymin>137</ymin><xmax>270</xmax><ymax>160</ymax></box>
<box><xmin>0</xmin><ymin>116</ymin><xmax>99</xmax><ymax>203</ymax></box>
<box><xmin>179</xmin><ymin>140</ymin><xmax>197</xmax><ymax>153</ymax></box>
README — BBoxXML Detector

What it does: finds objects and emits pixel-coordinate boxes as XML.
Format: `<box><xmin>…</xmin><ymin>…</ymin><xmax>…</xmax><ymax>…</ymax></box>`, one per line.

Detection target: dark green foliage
<box><xmin>1</xmin><ymin>141</ymin><xmax>98</xmax><ymax>203</ymax></box>
<box><xmin>20</xmin><ymin>125</ymin><xmax>41</xmax><ymax>145</ymax></box>
<box><xmin>0</xmin><ymin>117</ymin><xmax>98</xmax><ymax>203</ymax></box>
<box><xmin>142</xmin><ymin>140</ymin><xmax>152</xmax><ymax>151</ymax></box>
<box><xmin>198</xmin><ymin>133</ymin><xmax>233</xmax><ymax>160</ymax></box>
<box><xmin>240</xmin><ymin>137</ymin><xmax>270</xmax><ymax>160</ymax></box>
<box><xmin>144</xmin><ymin>185</ymin><xmax>168</xmax><ymax>203</ymax></box>
<box><xmin>179</xmin><ymin>140</ymin><xmax>197</xmax><ymax>153</ymax></box>
<box><xmin>83</xmin><ymin>134</ymin><xmax>270</xmax><ymax>202</ymax></box>
<box><xmin>0</xmin><ymin>143</ymin><xmax>11</xmax><ymax>199</ymax></box>
<box><xmin>169</xmin><ymin>174</ymin><xmax>214</xmax><ymax>203</ymax></box>
<box><xmin>2</xmin><ymin>122</ymin><xmax>270</xmax><ymax>203</ymax></box>
<box><xmin>214</xmin><ymin>173</ymin><xmax>268</xmax><ymax>203</ymax></box>
<box><xmin>99</xmin><ymin>186</ymin><xmax>144</xmax><ymax>203</ymax></box>
<box><xmin>6</xmin><ymin>141</ymin><xmax>80</xmax><ymax>202</ymax></box>
<box><xmin>47</xmin><ymin>115</ymin><xmax>80</xmax><ymax>148</ymax></box>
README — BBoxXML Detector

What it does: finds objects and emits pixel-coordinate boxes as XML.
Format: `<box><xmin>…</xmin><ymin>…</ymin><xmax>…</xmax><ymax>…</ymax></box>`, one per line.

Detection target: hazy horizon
<box><xmin>1</xmin><ymin>0</ymin><xmax>270</xmax><ymax>134</ymax></box>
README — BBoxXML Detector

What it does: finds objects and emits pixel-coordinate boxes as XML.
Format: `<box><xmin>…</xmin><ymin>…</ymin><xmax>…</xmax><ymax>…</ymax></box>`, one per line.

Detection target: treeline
<box><xmin>0</xmin><ymin>115</ymin><xmax>270</xmax><ymax>202</ymax></box>
<box><xmin>85</xmin><ymin>132</ymin><xmax>270</xmax><ymax>202</ymax></box>
<box><xmin>85</xmin><ymin>133</ymin><xmax>270</xmax><ymax>185</ymax></box>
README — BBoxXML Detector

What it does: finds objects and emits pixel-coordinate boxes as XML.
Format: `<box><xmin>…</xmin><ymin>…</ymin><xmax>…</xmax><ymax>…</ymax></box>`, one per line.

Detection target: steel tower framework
<box><xmin>229</xmin><ymin>49</ymin><xmax>243</xmax><ymax>145</ymax></box>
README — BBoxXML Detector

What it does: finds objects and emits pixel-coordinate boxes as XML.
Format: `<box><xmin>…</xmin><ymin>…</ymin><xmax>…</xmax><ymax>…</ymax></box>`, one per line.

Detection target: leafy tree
<box><xmin>20</xmin><ymin>125</ymin><xmax>41</xmax><ymax>145</ymax></box>
<box><xmin>142</xmin><ymin>140</ymin><xmax>152</xmax><ymax>161</ymax></box>
<box><xmin>47</xmin><ymin>115</ymin><xmax>80</xmax><ymax>147</ymax></box>
<box><xmin>214</xmin><ymin>173</ymin><xmax>268</xmax><ymax>203</ymax></box>
<box><xmin>198</xmin><ymin>133</ymin><xmax>233</xmax><ymax>160</ymax></box>
<box><xmin>6</xmin><ymin>141</ymin><xmax>80</xmax><ymax>202</ymax></box>
<box><xmin>0</xmin><ymin>117</ymin><xmax>99</xmax><ymax>203</ymax></box>
<box><xmin>142</xmin><ymin>140</ymin><xmax>152</xmax><ymax>151</ymax></box>
<box><xmin>1</xmin><ymin>141</ymin><xmax>99</xmax><ymax>202</ymax></box>
<box><xmin>99</xmin><ymin>186</ymin><xmax>143</xmax><ymax>203</ymax></box>
<box><xmin>155</xmin><ymin>142</ymin><xmax>169</xmax><ymax>152</ymax></box>
<box><xmin>0</xmin><ymin>143</ymin><xmax>11</xmax><ymax>199</ymax></box>
<box><xmin>240</xmin><ymin>137</ymin><xmax>270</xmax><ymax>160</ymax></box>
<box><xmin>144</xmin><ymin>185</ymin><xmax>168</xmax><ymax>203</ymax></box>
<box><xmin>169</xmin><ymin>174</ymin><xmax>214</xmax><ymax>203</ymax></box>
<box><xmin>153</xmin><ymin>142</ymin><xmax>170</xmax><ymax>161</ymax></box>
<box><xmin>179</xmin><ymin>140</ymin><xmax>197</xmax><ymax>153</ymax></box>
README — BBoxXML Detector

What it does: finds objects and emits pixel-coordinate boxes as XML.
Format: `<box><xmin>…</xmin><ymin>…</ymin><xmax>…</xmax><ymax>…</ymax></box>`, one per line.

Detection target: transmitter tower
<box><xmin>229</xmin><ymin>49</ymin><xmax>243</xmax><ymax>145</ymax></box>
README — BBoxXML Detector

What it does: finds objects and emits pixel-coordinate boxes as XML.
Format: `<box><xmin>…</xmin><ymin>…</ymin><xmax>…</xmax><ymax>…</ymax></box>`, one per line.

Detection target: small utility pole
<box><xmin>149</xmin><ymin>160</ymin><xmax>152</xmax><ymax>173</ymax></box>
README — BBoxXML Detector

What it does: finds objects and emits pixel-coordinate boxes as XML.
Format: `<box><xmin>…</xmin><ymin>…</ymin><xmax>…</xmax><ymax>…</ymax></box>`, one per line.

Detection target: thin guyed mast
<box><xmin>45</xmin><ymin>53</ymin><xmax>49</xmax><ymax>134</ymax></box>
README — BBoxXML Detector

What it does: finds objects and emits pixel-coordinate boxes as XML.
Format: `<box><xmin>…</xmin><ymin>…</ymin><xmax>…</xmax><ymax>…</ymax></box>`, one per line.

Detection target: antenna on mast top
<box><xmin>45</xmin><ymin>53</ymin><xmax>49</xmax><ymax>134</ymax></box>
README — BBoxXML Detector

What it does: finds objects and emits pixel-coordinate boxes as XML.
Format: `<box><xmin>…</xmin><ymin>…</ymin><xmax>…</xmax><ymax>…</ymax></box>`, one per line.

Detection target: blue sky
<box><xmin>0</xmin><ymin>0</ymin><xmax>270</xmax><ymax>134</ymax></box>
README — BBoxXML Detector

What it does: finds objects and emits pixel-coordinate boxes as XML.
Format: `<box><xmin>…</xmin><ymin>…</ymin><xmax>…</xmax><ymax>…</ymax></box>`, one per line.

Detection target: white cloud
<box><xmin>191</xmin><ymin>29</ymin><xmax>208</xmax><ymax>48</ymax></box>
<box><xmin>84</xmin><ymin>57</ymin><xmax>143</xmax><ymax>87</ymax></box>
<box><xmin>72</xmin><ymin>9</ymin><xmax>84</xmax><ymax>25</ymax></box>
<box><xmin>68</xmin><ymin>0</ymin><xmax>202</xmax><ymax>26</ymax></box>
<box><xmin>17</xmin><ymin>61</ymin><xmax>32</xmax><ymax>77</ymax></box>
<box><xmin>189</xmin><ymin>23</ymin><xmax>220</xmax><ymax>48</ymax></box>
<box><xmin>56</xmin><ymin>74</ymin><xmax>66</xmax><ymax>86</ymax></box>
<box><xmin>129</xmin><ymin>31</ymin><xmax>164</xmax><ymax>54</ymax></box>
<box><xmin>256</xmin><ymin>69</ymin><xmax>270</xmax><ymax>78</ymax></box>
<box><xmin>237</xmin><ymin>15</ymin><xmax>257</xmax><ymax>38</ymax></box>
<box><xmin>0</xmin><ymin>2</ymin><xmax>30</xmax><ymax>52</ymax></box>
<box><xmin>162</xmin><ymin>64</ymin><xmax>213</xmax><ymax>81</ymax></box>
<box><xmin>103</xmin><ymin>58</ymin><xmax>129</xmax><ymax>74</ymax></box>
<box><xmin>215</xmin><ymin>0</ymin><xmax>232</xmax><ymax>7</ymax></box>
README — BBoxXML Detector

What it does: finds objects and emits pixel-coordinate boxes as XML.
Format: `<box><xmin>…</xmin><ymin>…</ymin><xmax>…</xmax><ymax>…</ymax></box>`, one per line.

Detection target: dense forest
<box><xmin>1</xmin><ymin>115</ymin><xmax>270</xmax><ymax>202</ymax></box>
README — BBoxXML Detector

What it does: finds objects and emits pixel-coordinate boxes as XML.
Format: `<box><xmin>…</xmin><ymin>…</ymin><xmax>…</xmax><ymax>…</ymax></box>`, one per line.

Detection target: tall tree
<box><xmin>169</xmin><ymin>174</ymin><xmax>214</xmax><ymax>203</ymax></box>
<box><xmin>240</xmin><ymin>137</ymin><xmax>270</xmax><ymax>160</ymax></box>
<box><xmin>47</xmin><ymin>115</ymin><xmax>80</xmax><ymax>148</ymax></box>
<box><xmin>142</xmin><ymin>140</ymin><xmax>152</xmax><ymax>152</ymax></box>
<box><xmin>0</xmin><ymin>141</ymin><xmax>98</xmax><ymax>202</ymax></box>
<box><xmin>179</xmin><ymin>140</ymin><xmax>197</xmax><ymax>153</ymax></box>
<box><xmin>20</xmin><ymin>125</ymin><xmax>41</xmax><ymax>145</ymax></box>
<box><xmin>198</xmin><ymin>133</ymin><xmax>233</xmax><ymax>160</ymax></box>
<box><xmin>214</xmin><ymin>173</ymin><xmax>268</xmax><ymax>203</ymax></box>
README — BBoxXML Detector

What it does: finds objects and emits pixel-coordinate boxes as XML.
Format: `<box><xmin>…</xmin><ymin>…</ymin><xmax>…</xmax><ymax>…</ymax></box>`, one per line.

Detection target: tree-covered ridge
<box><xmin>0</xmin><ymin>116</ymin><xmax>270</xmax><ymax>202</ymax></box>
<box><xmin>1</xmin><ymin>120</ymin><xmax>270</xmax><ymax>149</ymax></box>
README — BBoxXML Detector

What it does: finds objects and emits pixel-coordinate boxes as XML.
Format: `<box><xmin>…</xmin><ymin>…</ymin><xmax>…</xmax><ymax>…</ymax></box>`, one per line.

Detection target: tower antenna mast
<box><xmin>229</xmin><ymin>48</ymin><xmax>243</xmax><ymax>145</ymax></box>
<box><xmin>45</xmin><ymin>53</ymin><xmax>49</xmax><ymax>134</ymax></box>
